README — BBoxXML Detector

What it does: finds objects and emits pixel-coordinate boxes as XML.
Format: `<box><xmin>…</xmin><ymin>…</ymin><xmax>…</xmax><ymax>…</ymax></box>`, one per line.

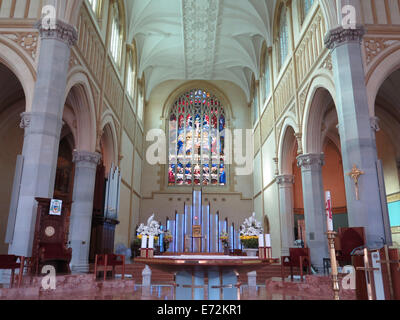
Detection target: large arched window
<box><xmin>168</xmin><ymin>89</ymin><xmax>227</xmax><ymax>187</ymax></box>
<box><xmin>109</xmin><ymin>1</ymin><xmax>123</xmax><ymax>65</ymax></box>
<box><xmin>278</xmin><ymin>5</ymin><xmax>289</xmax><ymax>69</ymax></box>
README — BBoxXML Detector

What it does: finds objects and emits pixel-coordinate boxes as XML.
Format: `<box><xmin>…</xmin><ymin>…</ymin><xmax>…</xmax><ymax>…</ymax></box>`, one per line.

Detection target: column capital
<box><xmin>324</xmin><ymin>25</ymin><xmax>365</xmax><ymax>50</ymax></box>
<box><xmin>297</xmin><ymin>153</ymin><xmax>325</xmax><ymax>169</ymax></box>
<box><xmin>276</xmin><ymin>174</ymin><xmax>294</xmax><ymax>186</ymax></box>
<box><xmin>35</xmin><ymin>19</ymin><xmax>78</xmax><ymax>47</ymax></box>
<box><xmin>20</xmin><ymin>112</ymin><xmax>32</xmax><ymax>129</ymax></box>
<box><xmin>73</xmin><ymin>151</ymin><xmax>102</xmax><ymax>165</ymax></box>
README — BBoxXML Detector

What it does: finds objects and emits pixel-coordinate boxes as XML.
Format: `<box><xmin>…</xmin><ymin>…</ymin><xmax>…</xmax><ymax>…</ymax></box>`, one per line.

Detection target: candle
<box><xmin>265</xmin><ymin>234</ymin><xmax>271</xmax><ymax>247</ymax></box>
<box><xmin>148</xmin><ymin>236</ymin><xmax>154</xmax><ymax>249</ymax></box>
<box><xmin>258</xmin><ymin>235</ymin><xmax>264</xmax><ymax>247</ymax></box>
<box><xmin>325</xmin><ymin>191</ymin><xmax>334</xmax><ymax>231</ymax></box>
<box><xmin>141</xmin><ymin>235</ymin><xmax>147</xmax><ymax>249</ymax></box>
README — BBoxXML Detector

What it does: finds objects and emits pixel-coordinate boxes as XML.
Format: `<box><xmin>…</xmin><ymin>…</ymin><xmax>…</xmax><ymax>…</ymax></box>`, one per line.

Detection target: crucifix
<box><xmin>356</xmin><ymin>248</ymin><xmax>379</xmax><ymax>300</ymax></box>
<box><xmin>347</xmin><ymin>165</ymin><xmax>364</xmax><ymax>200</ymax></box>
<box><xmin>376</xmin><ymin>245</ymin><xmax>400</xmax><ymax>300</ymax></box>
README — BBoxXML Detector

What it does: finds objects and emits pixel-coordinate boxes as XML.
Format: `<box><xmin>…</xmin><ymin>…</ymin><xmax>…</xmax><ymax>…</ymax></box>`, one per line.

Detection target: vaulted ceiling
<box><xmin>124</xmin><ymin>0</ymin><xmax>277</xmax><ymax>101</ymax></box>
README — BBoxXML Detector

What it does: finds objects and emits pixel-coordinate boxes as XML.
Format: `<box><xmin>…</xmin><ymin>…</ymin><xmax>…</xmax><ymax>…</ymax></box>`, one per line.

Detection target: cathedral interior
<box><xmin>0</xmin><ymin>0</ymin><xmax>399</xmax><ymax>302</ymax></box>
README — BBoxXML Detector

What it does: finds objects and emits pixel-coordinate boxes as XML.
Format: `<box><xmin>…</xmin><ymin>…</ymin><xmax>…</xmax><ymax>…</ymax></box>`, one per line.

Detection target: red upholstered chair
<box><xmin>281</xmin><ymin>248</ymin><xmax>311</xmax><ymax>282</ymax></box>
<box><xmin>94</xmin><ymin>254</ymin><xmax>125</xmax><ymax>281</ymax></box>
<box><xmin>0</xmin><ymin>255</ymin><xmax>26</xmax><ymax>288</ymax></box>
<box><xmin>335</xmin><ymin>227</ymin><xmax>366</xmax><ymax>266</ymax></box>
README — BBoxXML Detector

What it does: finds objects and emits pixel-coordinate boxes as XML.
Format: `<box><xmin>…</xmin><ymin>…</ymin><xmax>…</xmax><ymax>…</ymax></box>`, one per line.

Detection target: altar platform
<box><xmin>134</xmin><ymin>254</ymin><xmax>279</xmax><ymax>300</ymax></box>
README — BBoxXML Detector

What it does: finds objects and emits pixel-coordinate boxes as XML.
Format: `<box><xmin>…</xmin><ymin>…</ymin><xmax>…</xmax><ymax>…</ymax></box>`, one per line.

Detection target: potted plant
<box><xmin>239</xmin><ymin>213</ymin><xmax>263</xmax><ymax>256</ymax></box>
<box><xmin>220</xmin><ymin>232</ymin><xmax>230</xmax><ymax>255</ymax></box>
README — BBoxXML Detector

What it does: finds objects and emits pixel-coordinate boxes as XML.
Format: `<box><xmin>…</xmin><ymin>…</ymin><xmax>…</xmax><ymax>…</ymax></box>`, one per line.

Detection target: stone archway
<box><xmin>375</xmin><ymin>68</ymin><xmax>400</xmax><ymax>248</ymax></box>
<box><xmin>0</xmin><ymin>63</ymin><xmax>25</xmax><ymax>255</ymax></box>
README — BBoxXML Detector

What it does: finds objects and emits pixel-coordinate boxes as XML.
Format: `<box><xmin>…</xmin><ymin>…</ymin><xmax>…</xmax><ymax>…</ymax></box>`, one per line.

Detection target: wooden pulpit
<box><xmin>31</xmin><ymin>198</ymin><xmax>72</xmax><ymax>275</ymax></box>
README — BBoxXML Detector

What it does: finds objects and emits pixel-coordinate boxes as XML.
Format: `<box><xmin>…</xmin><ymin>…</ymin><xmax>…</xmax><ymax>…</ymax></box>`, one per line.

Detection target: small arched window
<box><xmin>110</xmin><ymin>1</ymin><xmax>123</xmax><ymax>65</ymax></box>
<box><xmin>168</xmin><ymin>89</ymin><xmax>227</xmax><ymax>187</ymax></box>
<box><xmin>127</xmin><ymin>49</ymin><xmax>136</xmax><ymax>98</ymax></box>
<box><xmin>253</xmin><ymin>87</ymin><xmax>259</xmax><ymax>126</ymax></box>
<box><xmin>137</xmin><ymin>81</ymin><xmax>144</xmax><ymax>122</ymax></box>
<box><xmin>264</xmin><ymin>51</ymin><xmax>271</xmax><ymax>102</ymax></box>
<box><xmin>278</xmin><ymin>5</ymin><xmax>289</xmax><ymax>69</ymax></box>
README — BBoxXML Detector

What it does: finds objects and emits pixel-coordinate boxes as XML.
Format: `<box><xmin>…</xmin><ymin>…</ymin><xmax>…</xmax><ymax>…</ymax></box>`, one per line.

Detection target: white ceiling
<box><xmin>125</xmin><ymin>0</ymin><xmax>276</xmax><ymax>101</ymax></box>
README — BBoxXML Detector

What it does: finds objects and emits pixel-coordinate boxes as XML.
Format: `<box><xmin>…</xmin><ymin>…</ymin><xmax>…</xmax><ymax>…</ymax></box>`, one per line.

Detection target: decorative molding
<box><xmin>35</xmin><ymin>19</ymin><xmax>78</xmax><ymax>47</ymax></box>
<box><xmin>297</xmin><ymin>153</ymin><xmax>325</xmax><ymax>169</ymax></box>
<box><xmin>321</xmin><ymin>54</ymin><xmax>332</xmax><ymax>72</ymax></box>
<box><xmin>2</xmin><ymin>32</ymin><xmax>38</xmax><ymax>60</ymax></box>
<box><xmin>325</xmin><ymin>26</ymin><xmax>365</xmax><ymax>50</ymax></box>
<box><xmin>20</xmin><ymin>112</ymin><xmax>31</xmax><ymax>129</ymax></box>
<box><xmin>276</xmin><ymin>175</ymin><xmax>294</xmax><ymax>186</ymax></box>
<box><xmin>387</xmin><ymin>192</ymin><xmax>400</xmax><ymax>203</ymax></box>
<box><xmin>363</xmin><ymin>37</ymin><xmax>400</xmax><ymax>66</ymax></box>
<box><xmin>182</xmin><ymin>0</ymin><xmax>221</xmax><ymax>79</ymax></box>
<box><xmin>73</xmin><ymin>151</ymin><xmax>102</xmax><ymax>165</ymax></box>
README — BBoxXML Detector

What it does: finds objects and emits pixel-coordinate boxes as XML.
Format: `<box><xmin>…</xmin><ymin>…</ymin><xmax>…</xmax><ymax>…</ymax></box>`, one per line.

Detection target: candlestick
<box><xmin>265</xmin><ymin>234</ymin><xmax>271</xmax><ymax>247</ymax></box>
<box><xmin>258</xmin><ymin>235</ymin><xmax>264</xmax><ymax>247</ymax></box>
<box><xmin>325</xmin><ymin>191</ymin><xmax>333</xmax><ymax>231</ymax></box>
<box><xmin>148</xmin><ymin>236</ymin><xmax>154</xmax><ymax>249</ymax></box>
<box><xmin>326</xmin><ymin>231</ymin><xmax>340</xmax><ymax>300</ymax></box>
<box><xmin>141</xmin><ymin>235</ymin><xmax>147</xmax><ymax>249</ymax></box>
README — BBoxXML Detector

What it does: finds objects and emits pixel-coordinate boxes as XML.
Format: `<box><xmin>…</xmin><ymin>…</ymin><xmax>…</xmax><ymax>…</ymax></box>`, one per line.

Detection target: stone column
<box><xmin>325</xmin><ymin>27</ymin><xmax>388</xmax><ymax>247</ymax></box>
<box><xmin>276</xmin><ymin>175</ymin><xmax>295</xmax><ymax>256</ymax></box>
<box><xmin>69</xmin><ymin>151</ymin><xmax>101</xmax><ymax>273</ymax></box>
<box><xmin>297</xmin><ymin>154</ymin><xmax>328</xmax><ymax>271</ymax></box>
<box><xmin>9</xmin><ymin>21</ymin><xmax>77</xmax><ymax>257</ymax></box>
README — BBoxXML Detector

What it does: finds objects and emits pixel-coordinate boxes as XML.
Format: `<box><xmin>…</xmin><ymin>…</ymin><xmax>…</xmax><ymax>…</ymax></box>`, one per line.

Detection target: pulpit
<box><xmin>31</xmin><ymin>198</ymin><xmax>72</xmax><ymax>275</ymax></box>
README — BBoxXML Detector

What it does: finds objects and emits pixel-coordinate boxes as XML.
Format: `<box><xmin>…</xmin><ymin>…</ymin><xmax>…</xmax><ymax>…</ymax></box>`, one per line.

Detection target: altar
<box><xmin>135</xmin><ymin>255</ymin><xmax>278</xmax><ymax>300</ymax></box>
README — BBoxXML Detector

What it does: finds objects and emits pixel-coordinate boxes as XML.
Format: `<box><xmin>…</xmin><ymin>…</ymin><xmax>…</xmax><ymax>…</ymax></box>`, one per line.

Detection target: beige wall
<box><xmin>140</xmin><ymin>79</ymin><xmax>254</xmax><ymax>231</ymax></box>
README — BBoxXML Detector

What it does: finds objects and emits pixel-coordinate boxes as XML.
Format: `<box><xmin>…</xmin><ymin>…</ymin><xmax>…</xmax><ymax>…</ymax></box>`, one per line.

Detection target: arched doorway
<box><xmin>0</xmin><ymin>63</ymin><xmax>25</xmax><ymax>254</ymax></box>
<box><xmin>375</xmin><ymin>68</ymin><xmax>400</xmax><ymax>248</ymax></box>
<box><xmin>300</xmin><ymin>86</ymin><xmax>347</xmax><ymax>268</ymax></box>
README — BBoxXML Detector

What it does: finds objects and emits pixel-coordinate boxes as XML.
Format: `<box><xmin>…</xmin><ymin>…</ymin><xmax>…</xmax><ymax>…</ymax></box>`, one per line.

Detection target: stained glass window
<box><xmin>168</xmin><ymin>89</ymin><xmax>226</xmax><ymax>187</ymax></box>
<box><xmin>127</xmin><ymin>50</ymin><xmax>135</xmax><ymax>98</ymax></box>
<box><xmin>253</xmin><ymin>89</ymin><xmax>259</xmax><ymax>126</ymax></box>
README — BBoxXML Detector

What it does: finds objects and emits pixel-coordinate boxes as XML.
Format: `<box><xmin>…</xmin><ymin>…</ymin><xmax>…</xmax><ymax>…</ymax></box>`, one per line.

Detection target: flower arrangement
<box><xmin>220</xmin><ymin>232</ymin><xmax>229</xmax><ymax>248</ymax></box>
<box><xmin>163</xmin><ymin>230</ymin><xmax>173</xmax><ymax>251</ymax></box>
<box><xmin>239</xmin><ymin>213</ymin><xmax>263</xmax><ymax>249</ymax></box>
<box><xmin>136</xmin><ymin>214</ymin><xmax>163</xmax><ymax>239</ymax></box>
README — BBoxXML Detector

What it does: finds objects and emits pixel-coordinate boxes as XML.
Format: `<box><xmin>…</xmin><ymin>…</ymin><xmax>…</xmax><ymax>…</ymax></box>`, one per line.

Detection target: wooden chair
<box><xmin>281</xmin><ymin>248</ymin><xmax>311</xmax><ymax>282</ymax></box>
<box><xmin>335</xmin><ymin>227</ymin><xmax>366</xmax><ymax>266</ymax></box>
<box><xmin>0</xmin><ymin>255</ymin><xmax>26</xmax><ymax>288</ymax></box>
<box><xmin>94</xmin><ymin>254</ymin><xmax>125</xmax><ymax>281</ymax></box>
